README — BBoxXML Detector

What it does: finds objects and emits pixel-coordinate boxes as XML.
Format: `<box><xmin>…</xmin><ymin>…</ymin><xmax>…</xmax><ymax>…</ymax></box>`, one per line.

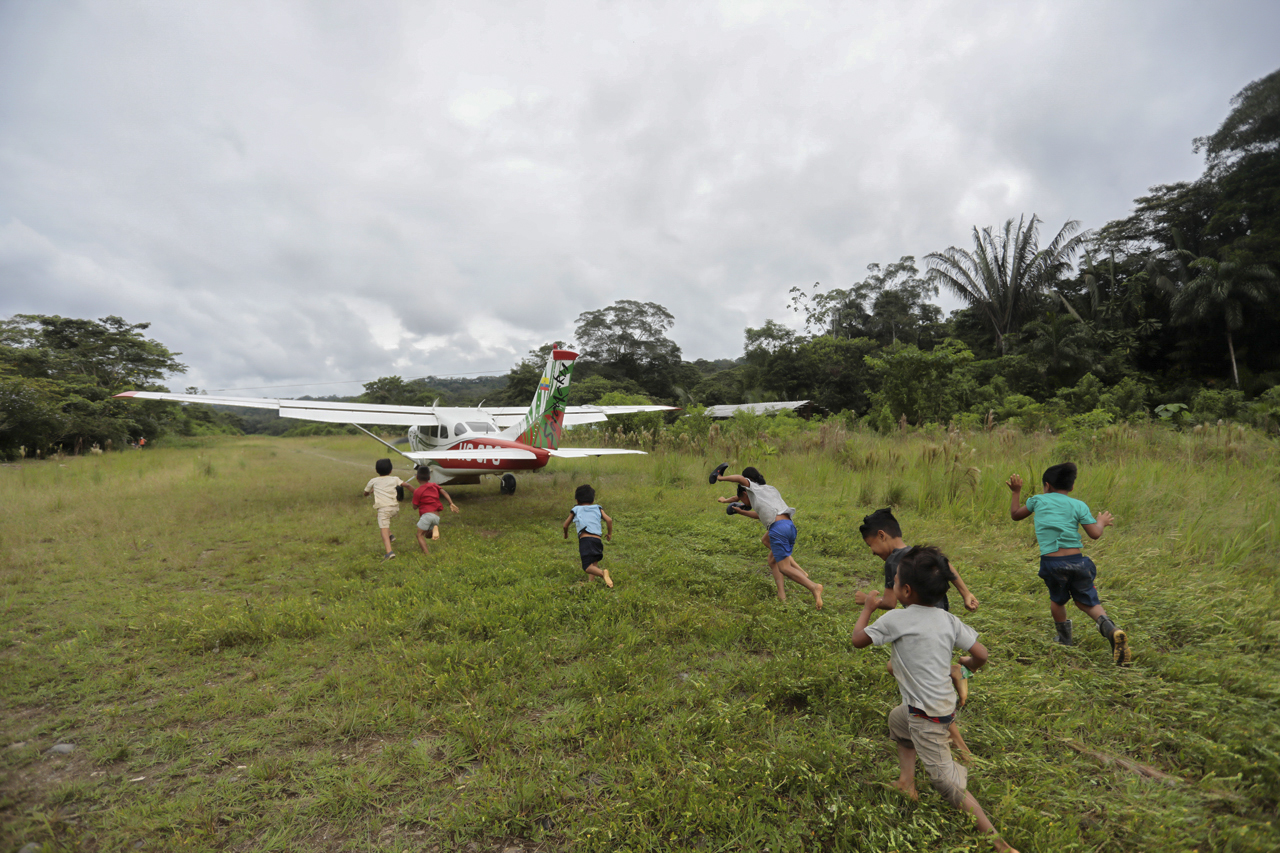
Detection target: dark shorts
<box><xmin>1038</xmin><ymin>554</ymin><xmax>1101</xmax><ymax>607</ymax></box>
<box><xmin>768</xmin><ymin>519</ymin><xmax>797</xmax><ymax>561</ymax></box>
<box><xmin>578</xmin><ymin>535</ymin><xmax>604</xmax><ymax>572</ymax></box>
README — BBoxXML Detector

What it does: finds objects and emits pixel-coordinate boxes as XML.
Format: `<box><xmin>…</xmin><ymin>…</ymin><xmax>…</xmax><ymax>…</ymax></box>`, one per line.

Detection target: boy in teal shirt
<box><xmin>1008</xmin><ymin>462</ymin><xmax>1131</xmax><ymax>665</ymax></box>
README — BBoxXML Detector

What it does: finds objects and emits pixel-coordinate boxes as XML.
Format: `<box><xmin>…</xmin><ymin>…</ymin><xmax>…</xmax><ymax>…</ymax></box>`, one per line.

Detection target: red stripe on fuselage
<box><xmin>433</xmin><ymin>437</ymin><xmax>550</xmax><ymax>472</ymax></box>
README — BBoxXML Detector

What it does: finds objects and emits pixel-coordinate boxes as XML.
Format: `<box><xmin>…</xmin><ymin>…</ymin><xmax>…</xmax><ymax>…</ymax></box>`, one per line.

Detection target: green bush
<box><xmin>870</xmin><ymin>403</ymin><xmax>895</xmax><ymax>434</ymax></box>
<box><xmin>1155</xmin><ymin>402</ymin><xmax>1190</xmax><ymax>428</ymax></box>
<box><xmin>1190</xmin><ymin>388</ymin><xmax>1246</xmax><ymax>423</ymax></box>
<box><xmin>1099</xmin><ymin>375</ymin><xmax>1151</xmax><ymax>419</ymax></box>
<box><xmin>1055</xmin><ymin>373</ymin><xmax>1105</xmax><ymax>415</ymax></box>
<box><xmin>864</xmin><ymin>339</ymin><xmax>974</xmax><ymax>424</ymax></box>
<box><xmin>994</xmin><ymin>394</ymin><xmax>1058</xmax><ymax>429</ymax></box>
<box><xmin>1249</xmin><ymin>386</ymin><xmax>1280</xmax><ymax>432</ymax></box>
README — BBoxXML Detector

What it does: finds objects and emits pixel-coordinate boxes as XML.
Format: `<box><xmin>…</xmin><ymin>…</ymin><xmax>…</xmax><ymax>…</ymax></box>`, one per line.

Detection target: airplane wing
<box><xmin>115</xmin><ymin>392</ymin><xmax>674</xmax><ymax>428</ymax></box>
<box><xmin>114</xmin><ymin>390</ymin><xmax>439</xmax><ymax>427</ymax></box>
<box><xmin>484</xmin><ymin>404</ymin><xmax>677</xmax><ymax>428</ymax></box>
<box><xmin>546</xmin><ymin>448</ymin><xmax>647</xmax><ymax>458</ymax></box>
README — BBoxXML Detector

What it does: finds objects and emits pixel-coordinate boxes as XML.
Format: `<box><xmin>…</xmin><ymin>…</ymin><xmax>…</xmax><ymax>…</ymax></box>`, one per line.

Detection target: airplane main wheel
<box><xmin>499</xmin><ymin>473</ymin><xmax>517</xmax><ymax>495</ymax></box>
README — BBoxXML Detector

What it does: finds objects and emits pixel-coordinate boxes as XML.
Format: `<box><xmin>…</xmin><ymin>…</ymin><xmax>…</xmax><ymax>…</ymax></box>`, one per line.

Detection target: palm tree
<box><xmin>926</xmin><ymin>215</ymin><xmax>1087</xmax><ymax>354</ymax></box>
<box><xmin>1022</xmin><ymin>311</ymin><xmax>1095</xmax><ymax>381</ymax></box>
<box><xmin>1171</xmin><ymin>256</ymin><xmax>1278</xmax><ymax>387</ymax></box>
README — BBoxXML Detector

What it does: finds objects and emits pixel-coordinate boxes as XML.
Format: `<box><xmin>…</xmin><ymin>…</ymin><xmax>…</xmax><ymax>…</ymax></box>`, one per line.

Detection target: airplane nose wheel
<box><xmin>499</xmin><ymin>473</ymin><xmax>517</xmax><ymax>495</ymax></box>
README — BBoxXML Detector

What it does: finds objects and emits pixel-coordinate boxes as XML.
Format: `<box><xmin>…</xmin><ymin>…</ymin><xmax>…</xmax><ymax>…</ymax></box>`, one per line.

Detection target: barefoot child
<box><xmin>852</xmin><ymin>547</ymin><xmax>1017</xmax><ymax>853</ymax></box>
<box><xmin>854</xmin><ymin>509</ymin><xmax>979</xmax><ymax>757</ymax></box>
<box><xmin>1008</xmin><ymin>463</ymin><xmax>1131</xmax><ymax>665</ymax></box>
<box><xmin>563</xmin><ymin>484</ymin><xmax>614</xmax><ymax>588</ymax></box>
<box><xmin>411</xmin><ymin>466</ymin><xmax>459</xmax><ymax>555</ymax></box>
<box><xmin>363</xmin><ymin>458</ymin><xmax>410</xmax><ymax>560</ymax></box>
<box><xmin>710</xmin><ymin>464</ymin><xmax>823</xmax><ymax>610</ymax></box>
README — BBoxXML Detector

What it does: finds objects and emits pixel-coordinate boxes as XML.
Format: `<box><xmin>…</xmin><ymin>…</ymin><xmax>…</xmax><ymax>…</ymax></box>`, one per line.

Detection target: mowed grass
<box><xmin>1</xmin><ymin>428</ymin><xmax>1278</xmax><ymax>852</ymax></box>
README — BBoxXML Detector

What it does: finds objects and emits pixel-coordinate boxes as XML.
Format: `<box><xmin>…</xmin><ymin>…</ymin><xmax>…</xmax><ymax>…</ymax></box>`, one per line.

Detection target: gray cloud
<box><xmin>1</xmin><ymin>0</ymin><xmax>1277</xmax><ymax>395</ymax></box>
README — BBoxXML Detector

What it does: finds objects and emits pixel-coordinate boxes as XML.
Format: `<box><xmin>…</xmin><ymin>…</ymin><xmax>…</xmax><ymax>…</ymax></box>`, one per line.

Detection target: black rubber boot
<box><xmin>1097</xmin><ymin>616</ymin><xmax>1131</xmax><ymax>666</ymax></box>
<box><xmin>1054</xmin><ymin>620</ymin><xmax>1073</xmax><ymax>646</ymax></box>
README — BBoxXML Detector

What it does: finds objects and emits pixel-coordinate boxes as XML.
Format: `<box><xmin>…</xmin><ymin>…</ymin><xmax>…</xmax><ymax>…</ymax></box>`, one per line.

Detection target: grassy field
<box><xmin>2</xmin><ymin>427</ymin><xmax>1278</xmax><ymax>852</ymax></box>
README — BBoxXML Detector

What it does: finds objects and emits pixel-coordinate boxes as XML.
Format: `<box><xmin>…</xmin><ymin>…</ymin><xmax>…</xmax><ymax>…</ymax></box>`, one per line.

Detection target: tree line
<box><xmin>4</xmin><ymin>68</ymin><xmax>1279</xmax><ymax>459</ymax></box>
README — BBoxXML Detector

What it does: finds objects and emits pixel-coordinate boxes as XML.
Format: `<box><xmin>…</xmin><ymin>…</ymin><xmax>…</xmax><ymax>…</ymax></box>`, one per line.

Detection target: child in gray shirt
<box><xmin>852</xmin><ymin>546</ymin><xmax>1017</xmax><ymax>853</ymax></box>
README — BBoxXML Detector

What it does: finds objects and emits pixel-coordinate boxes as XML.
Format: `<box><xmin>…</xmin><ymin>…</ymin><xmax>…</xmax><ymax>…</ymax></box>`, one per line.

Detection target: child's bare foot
<box><xmin>890</xmin><ymin>778</ymin><xmax>918</xmax><ymax>800</ymax></box>
<box><xmin>989</xmin><ymin>836</ymin><xmax>1019</xmax><ymax>853</ymax></box>
<box><xmin>431</xmin><ymin>527</ymin><xmax>440</xmax><ymax>541</ymax></box>
<box><xmin>602</xmin><ymin>569</ymin><xmax>613</xmax><ymax>588</ymax></box>
<box><xmin>812</xmin><ymin>584</ymin><xmax>823</xmax><ymax>610</ymax></box>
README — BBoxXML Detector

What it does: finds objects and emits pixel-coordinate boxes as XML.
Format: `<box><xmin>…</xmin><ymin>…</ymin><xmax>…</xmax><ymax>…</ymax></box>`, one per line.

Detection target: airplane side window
<box><xmin>454</xmin><ymin>423</ymin><xmax>468</xmax><ymax>437</ymax></box>
<box><xmin>467</xmin><ymin>422</ymin><xmax>495</xmax><ymax>433</ymax></box>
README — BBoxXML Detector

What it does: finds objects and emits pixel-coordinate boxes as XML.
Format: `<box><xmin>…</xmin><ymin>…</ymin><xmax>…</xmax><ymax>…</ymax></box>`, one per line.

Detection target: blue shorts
<box><xmin>768</xmin><ymin>519</ymin><xmax>797</xmax><ymax>561</ymax></box>
<box><xmin>1038</xmin><ymin>554</ymin><xmax>1101</xmax><ymax>607</ymax></box>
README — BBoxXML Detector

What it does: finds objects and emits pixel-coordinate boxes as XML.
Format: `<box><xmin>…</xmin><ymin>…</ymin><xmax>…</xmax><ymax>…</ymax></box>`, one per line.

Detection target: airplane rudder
<box><xmin>511</xmin><ymin>349</ymin><xmax>579</xmax><ymax>447</ymax></box>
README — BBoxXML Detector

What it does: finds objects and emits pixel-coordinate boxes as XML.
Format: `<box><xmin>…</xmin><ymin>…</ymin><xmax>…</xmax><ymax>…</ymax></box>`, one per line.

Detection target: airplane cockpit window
<box><xmin>420</xmin><ymin>425</ymin><xmax>438</xmax><ymax>439</ymax></box>
<box><xmin>454</xmin><ymin>423</ymin><xmax>468</xmax><ymax>437</ymax></box>
<box><xmin>466</xmin><ymin>422</ymin><xmax>496</xmax><ymax>433</ymax></box>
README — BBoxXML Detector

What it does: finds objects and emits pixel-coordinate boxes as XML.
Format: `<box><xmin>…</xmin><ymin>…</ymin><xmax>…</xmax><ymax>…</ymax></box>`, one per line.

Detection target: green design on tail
<box><xmin>510</xmin><ymin>350</ymin><xmax>577</xmax><ymax>448</ymax></box>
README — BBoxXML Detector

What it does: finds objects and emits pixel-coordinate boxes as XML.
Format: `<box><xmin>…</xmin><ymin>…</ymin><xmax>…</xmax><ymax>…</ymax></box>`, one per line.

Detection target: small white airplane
<box><xmin>115</xmin><ymin>349</ymin><xmax>675</xmax><ymax>493</ymax></box>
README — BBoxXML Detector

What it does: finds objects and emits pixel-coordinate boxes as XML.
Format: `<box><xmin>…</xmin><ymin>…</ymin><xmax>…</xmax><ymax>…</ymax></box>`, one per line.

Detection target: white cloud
<box><xmin>0</xmin><ymin>0</ymin><xmax>1276</xmax><ymax>394</ymax></box>
<box><xmin>450</xmin><ymin>88</ymin><xmax>518</xmax><ymax>127</ymax></box>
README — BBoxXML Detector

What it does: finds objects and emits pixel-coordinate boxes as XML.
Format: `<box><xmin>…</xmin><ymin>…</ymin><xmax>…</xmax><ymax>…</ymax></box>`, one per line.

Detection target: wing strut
<box><xmin>350</xmin><ymin>424</ymin><xmax>421</xmax><ymax>464</ymax></box>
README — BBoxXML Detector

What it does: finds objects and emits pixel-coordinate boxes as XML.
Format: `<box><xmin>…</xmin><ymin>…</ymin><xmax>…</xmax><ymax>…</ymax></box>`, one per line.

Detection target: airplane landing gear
<box><xmin>499</xmin><ymin>473</ymin><xmax>517</xmax><ymax>495</ymax></box>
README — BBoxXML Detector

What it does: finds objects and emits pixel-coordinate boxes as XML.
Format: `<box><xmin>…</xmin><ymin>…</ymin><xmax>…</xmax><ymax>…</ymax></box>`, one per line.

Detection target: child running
<box><xmin>852</xmin><ymin>547</ymin><xmax>1017</xmax><ymax>853</ymax></box>
<box><xmin>410</xmin><ymin>466</ymin><xmax>459</xmax><ymax>555</ymax></box>
<box><xmin>855</xmin><ymin>508</ymin><xmax>979</xmax><ymax>613</ymax></box>
<box><xmin>563</xmin><ymin>484</ymin><xmax>614</xmax><ymax>588</ymax></box>
<box><xmin>710</xmin><ymin>464</ymin><xmax>823</xmax><ymax>610</ymax></box>
<box><xmin>854</xmin><ymin>508</ymin><xmax>979</xmax><ymax>757</ymax></box>
<box><xmin>1008</xmin><ymin>463</ymin><xmax>1131</xmax><ymax>665</ymax></box>
<box><xmin>363</xmin><ymin>458</ymin><xmax>411</xmax><ymax>560</ymax></box>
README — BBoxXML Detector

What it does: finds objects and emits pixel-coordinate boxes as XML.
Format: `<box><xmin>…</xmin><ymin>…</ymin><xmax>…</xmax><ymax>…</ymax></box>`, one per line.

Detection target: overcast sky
<box><xmin>2</xmin><ymin>0</ymin><xmax>1277</xmax><ymax>397</ymax></box>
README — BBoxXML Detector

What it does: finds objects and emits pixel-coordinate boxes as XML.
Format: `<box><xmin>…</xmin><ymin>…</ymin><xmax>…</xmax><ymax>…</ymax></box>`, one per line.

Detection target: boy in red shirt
<box><xmin>411</xmin><ymin>466</ymin><xmax>459</xmax><ymax>555</ymax></box>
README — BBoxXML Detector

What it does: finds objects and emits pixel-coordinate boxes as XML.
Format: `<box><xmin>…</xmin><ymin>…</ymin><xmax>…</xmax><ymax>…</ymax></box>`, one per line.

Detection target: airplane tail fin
<box><xmin>505</xmin><ymin>349</ymin><xmax>578</xmax><ymax>448</ymax></box>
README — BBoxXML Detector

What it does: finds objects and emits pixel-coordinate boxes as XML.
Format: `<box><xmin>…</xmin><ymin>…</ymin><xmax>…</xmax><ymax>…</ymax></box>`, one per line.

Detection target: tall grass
<box><xmin>1</xmin><ymin>430</ymin><xmax>1277</xmax><ymax>852</ymax></box>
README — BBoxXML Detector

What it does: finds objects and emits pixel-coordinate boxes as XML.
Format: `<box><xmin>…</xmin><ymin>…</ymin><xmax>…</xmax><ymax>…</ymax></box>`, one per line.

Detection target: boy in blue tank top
<box><xmin>1008</xmin><ymin>462</ymin><xmax>1131</xmax><ymax>665</ymax></box>
<box><xmin>563</xmin><ymin>484</ymin><xmax>614</xmax><ymax>588</ymax></box>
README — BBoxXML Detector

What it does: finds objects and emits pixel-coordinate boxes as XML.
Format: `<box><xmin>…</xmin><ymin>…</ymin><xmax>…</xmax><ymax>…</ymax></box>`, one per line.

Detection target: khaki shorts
<box><xmin>376</xmin><ymin>505</ymin><xmax>399</xmax><ymax>529</ymax></box>
<box><xmin>888</xmin><ymin>703</ymin><xmax>967</xmax><ymax>807</ymax></box>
